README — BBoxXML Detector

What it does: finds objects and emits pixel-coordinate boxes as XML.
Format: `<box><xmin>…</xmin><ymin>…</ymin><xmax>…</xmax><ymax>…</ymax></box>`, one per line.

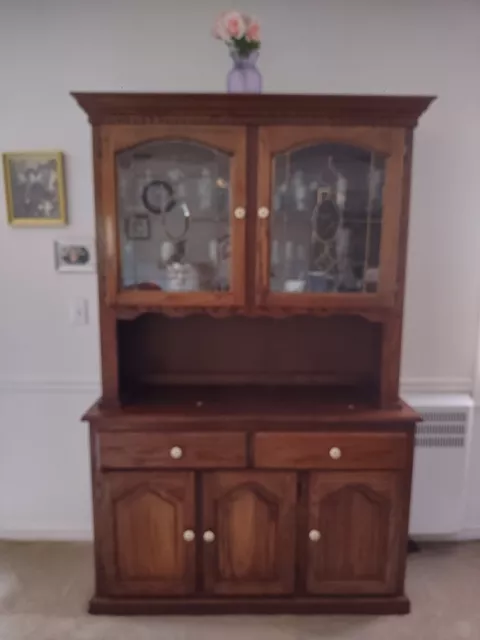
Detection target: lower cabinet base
<box><xmin>89</xmin><ymin>595</ymin><xmax>410</xmax><ymax>616</ymax></box>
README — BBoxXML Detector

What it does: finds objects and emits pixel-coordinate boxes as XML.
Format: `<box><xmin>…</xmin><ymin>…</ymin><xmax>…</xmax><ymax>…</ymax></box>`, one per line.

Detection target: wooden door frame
<box><xmin>255</xmin><ymin>126</ymin><xmax>406</xmax><ymax>310</ymax></box>
<box><xmin>100</xmin><ymin>124</ymin><xmax>247</xmax><ymax>309</ymax></box>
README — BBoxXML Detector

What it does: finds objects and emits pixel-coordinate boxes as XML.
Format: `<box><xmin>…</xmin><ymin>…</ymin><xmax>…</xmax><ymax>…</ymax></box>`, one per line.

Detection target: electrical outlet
<box><xmin>69</xmin><ymin>298</ymin><xmax>89</xmax><ymax>326</ymax></box>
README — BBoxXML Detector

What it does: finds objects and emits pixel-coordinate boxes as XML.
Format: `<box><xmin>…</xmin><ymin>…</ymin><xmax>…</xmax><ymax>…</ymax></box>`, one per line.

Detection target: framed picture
<box><xmin>3</xmin><ymin>151</ymin><xmax>67</xmax><ymax>226</ymax></box>
<box><xmin>55</xmin><ymin>237</ymin><xmax>96</xmax><ymax>273</ymax></box>
<box><xmin>125</xmin><ymin>213</ymin><xmax>151</xmax><ymax>240</ymax></box>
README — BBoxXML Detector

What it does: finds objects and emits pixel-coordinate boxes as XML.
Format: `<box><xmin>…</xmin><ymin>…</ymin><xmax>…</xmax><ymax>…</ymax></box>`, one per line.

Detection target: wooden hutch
<box><xmin>75</xmin><ymin>92</ymin><xmax>434</xmax><ymax>615</ymax></box>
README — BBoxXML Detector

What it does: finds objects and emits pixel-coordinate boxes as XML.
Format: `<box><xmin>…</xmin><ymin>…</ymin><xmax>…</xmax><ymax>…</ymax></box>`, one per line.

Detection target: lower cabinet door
<box><xmin>202</xmin><ymin>471</ymin><xmax>297</xmax><ymax>595</ymax></box>
<box><xmin>306</xmin><ymin>471</ymin><xmax>402</xmax><ymax>595</ymax></box>
<box><xmin>100</xmin><ymin>471</ymin><xmax>196</xmax><ymax>596</ymax></box>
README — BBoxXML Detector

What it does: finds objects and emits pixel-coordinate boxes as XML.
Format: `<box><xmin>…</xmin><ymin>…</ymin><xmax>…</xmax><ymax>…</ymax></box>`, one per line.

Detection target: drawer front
<box><xmin>254</xmin><ymin>432</ymin><xmax>407</xmax><ymax>470</ymax></box>
<box><xmin>99</xmin><ymin>432</ymin><xmax>246</xmax><ymax>469</ymax></box>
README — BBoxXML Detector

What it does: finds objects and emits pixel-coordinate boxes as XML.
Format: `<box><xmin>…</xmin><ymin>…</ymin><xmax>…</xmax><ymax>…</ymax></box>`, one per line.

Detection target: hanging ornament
<box><xmin>142</xmin><ymin>180</ymin><xmax>176</xmax><ymax>214</ymax></box>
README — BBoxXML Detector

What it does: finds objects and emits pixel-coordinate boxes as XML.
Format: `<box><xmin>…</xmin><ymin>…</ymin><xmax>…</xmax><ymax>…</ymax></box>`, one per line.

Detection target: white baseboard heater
<box><xmin>404</xmin><ymin>393</ymin><xmax>474</xmax><ymax>536</ymax></box>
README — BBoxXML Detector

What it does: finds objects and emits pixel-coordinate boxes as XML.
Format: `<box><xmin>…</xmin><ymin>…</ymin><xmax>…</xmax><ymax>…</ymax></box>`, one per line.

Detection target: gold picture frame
<box><xmin>3</xmin><ymin>151</ymin><xmax>67</xmax><ymax>226</ymax></box>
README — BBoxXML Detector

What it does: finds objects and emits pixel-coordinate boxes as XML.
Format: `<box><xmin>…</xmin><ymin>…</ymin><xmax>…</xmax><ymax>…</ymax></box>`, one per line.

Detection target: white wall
<box><xmin>1</xmin><ymin>0</ymin><xmax>480</xmax><ymax>539</ymax></box>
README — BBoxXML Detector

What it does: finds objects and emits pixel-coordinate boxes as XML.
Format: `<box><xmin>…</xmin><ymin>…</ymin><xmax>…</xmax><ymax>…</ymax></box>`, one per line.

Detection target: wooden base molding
<box><xmin>89</xmin><ymin>595</ymin><xmax>410</xmax><ymax>616</ymax></box>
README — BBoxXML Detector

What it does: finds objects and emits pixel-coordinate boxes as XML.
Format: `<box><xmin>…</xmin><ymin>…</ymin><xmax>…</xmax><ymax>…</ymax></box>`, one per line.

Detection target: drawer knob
<box><xmin>329</xmin><ymin>446</ymin><xmax>342</xmax><ymax>460</ymax></box>
<box><xmin>258</xmin><ymin>206</ymin><xmax>270</xmax><ymax>219</ymax></box>
<box><xmin>234</xmin><ymin>207</ymin><xmax>246</xmax><ymax>220</ymax></box>
<box><xmin>182</xmin><ymin>529</ymin><xmax>195</xmax><ymax>542</ymax></box>
<box><xmin>169</xmin><ymin>446</ymin><xmax>183</xmax><ymax>460</ymax></box>
<box><xmin>309</xmin><ymin>529</ymin><xmax>322</xmax><ymax>542</ymax></box>
<box><xmin>203</xmin><ymin>530</ymin><xmax>216</xmax><ymax>543</ymax></box>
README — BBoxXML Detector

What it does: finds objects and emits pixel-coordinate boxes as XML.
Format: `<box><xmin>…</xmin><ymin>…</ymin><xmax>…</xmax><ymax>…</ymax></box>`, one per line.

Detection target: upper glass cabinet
<box><xmin>256</xmin><ymin>127</ymin><xmax>405</xmax><ymax>308</ymax></box>
<box><xmin>270</xmin><ymin>144</ymin><xmax>385</xmax><ymax>294</ymax></box>
<box><xmin>103</xmin><ymin>125</ymin><xmax>246</xmax><ymax>307</ymax></box>
<box><xmin>117</xmin><ymin>141</ymin><xmax>231</xmax><ymax>293</ymax></box>
<box><xmin>101</xmin><ymin>123</ymin><xmax>404</xmax><ymax>312</ymax></box>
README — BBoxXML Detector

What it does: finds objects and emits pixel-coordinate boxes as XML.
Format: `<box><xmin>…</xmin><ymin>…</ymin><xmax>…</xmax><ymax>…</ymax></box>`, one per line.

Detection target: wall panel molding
<box><xmin>0</xmin><ymin>376</ymin><xmax>473</xmax><ymax>395</ymax></box>
<box><xmin>400</xmin><ymin>377</ymin><xmax>472</xmax><ymax>395</ymax></box>
<box><xmin>0</xmin><ymin>377</ymin><xmax>101</xmax><ymax>394</ymax></box>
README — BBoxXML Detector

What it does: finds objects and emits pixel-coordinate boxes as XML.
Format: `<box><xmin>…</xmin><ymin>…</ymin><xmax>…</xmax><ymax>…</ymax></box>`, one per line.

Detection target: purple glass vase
<box><xmin>227</xmin><ymin>51</ymin><xmax>262</xmax><ymax>94</ymax></box>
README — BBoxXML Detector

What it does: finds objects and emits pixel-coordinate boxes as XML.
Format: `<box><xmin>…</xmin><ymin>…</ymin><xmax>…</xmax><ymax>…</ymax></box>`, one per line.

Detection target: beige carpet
<box><xmin>0</xmin><ymin>541</ymin><xmax>479</xmax><ymax>639</ymax></box>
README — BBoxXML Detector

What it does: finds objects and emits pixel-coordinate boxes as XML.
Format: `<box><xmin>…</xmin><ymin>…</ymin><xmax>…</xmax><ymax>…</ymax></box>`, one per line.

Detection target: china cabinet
<box><xmin>74</xmin><ymin>92</ymin><xmax>434</xmax><ymax>615</ymax></box>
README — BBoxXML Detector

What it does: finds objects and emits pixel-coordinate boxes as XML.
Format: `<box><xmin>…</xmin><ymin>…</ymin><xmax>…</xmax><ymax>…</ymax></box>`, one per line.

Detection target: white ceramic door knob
<box><xmin>169</xmin><ymin>446</ymin><xmax>183</xmax><ymax>460</ymax></box>
<box><xmin>309</xmin><ymin>529</ymin><xmax>322</xmax><ymax>542</ymax></box>
<box><xmin>183</xmin><ymin>529</ymin><xmax>195</xmax><ymax>542</ymax></box>
<box><xmin>234</xmin><ymin>207</ymin><xmax>246</xmax><ymax>220</ymax></box>
<box><xmin>258</xmin><ymin>206</ymin><xmax>270</xmax><ymax>219</ymax></box>
<box><xmin>203</xmin><ymin>530</ymin><xmax>216</xmax><ymax>543</ymax></box>
<box><xmin>329</xmin><ymin>446</ymin><xmax>342</xmax><ymax>460</ymax></box>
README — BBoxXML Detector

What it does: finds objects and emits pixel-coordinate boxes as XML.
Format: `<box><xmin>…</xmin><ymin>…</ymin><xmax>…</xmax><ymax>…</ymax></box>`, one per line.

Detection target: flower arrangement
<box><xmin>212</xmin><ymin>10</ymin><xmax>261</xmax><ymax>58</ymax></box>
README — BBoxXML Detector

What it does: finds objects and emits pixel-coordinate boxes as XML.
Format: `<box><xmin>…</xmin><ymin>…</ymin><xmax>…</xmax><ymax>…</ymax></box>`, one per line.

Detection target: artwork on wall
<box><xmin>125</xmin><ymin>213</ymin><xmax>151</xmax><ymax>240</ymax></box>
<box><xmin>3</xmin><ymin>151</ymin><xmax>67</xmax><ymax>226</ymax></box>
<box><xmin>54</xmin><ymin>237</ymin><xmax>96</xmax><ymax>273</ymax></box>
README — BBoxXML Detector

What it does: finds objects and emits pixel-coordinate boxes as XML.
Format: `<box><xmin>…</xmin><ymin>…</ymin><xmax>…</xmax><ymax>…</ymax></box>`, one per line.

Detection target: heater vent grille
<box><xmin>415</xmin><ymin>411</ymin><xmax>467</xmax><ymax>448</ymax></box>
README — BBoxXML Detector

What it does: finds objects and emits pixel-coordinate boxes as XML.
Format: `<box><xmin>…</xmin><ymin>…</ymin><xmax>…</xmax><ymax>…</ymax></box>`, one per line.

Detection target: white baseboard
<box><xmin>410</xmin><ymin>528</ymin><xmax>480</xmax><ymax>543</ymax></box>
<box><xmin>457</xmin><ymin>527</ymin><xmax>480</xmax><ymax>541</ymax></box>
<box><xmin>0</xmin><ymin>529</ymin><xmax>93</xmax><ymax>542</ymax></box>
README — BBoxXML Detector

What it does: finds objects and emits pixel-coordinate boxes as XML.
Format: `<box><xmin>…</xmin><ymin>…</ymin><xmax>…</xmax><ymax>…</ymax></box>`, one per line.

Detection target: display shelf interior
<box><xmin>117</xmin><ymin>313</ymin><xmax>382</xmax><ymax>402</ymax></box>
<box><xmin>110</xmin><ymin>384</ymin><xmax>380</xmax><ymax>416</ymax></box>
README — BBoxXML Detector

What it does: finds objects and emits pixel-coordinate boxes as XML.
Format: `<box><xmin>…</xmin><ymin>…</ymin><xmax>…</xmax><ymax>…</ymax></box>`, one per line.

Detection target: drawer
<box><xmin>98</xmin><ymin>431</ymin><xmax>246</xmax><ymax>469</ymax></box>
<box><xmin>254</xmin><ymin>432</ymin><xmax>407</xmax><ymax>470</ymax></box>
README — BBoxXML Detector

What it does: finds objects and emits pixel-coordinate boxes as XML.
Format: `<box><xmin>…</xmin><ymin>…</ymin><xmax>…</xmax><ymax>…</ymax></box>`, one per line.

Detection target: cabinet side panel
<box><xmin>380</xmin><ymin>129</ymin><xmax>413</xmax><ymax>407</ymax></box>
<box><xmin>395</xmin><ymin>425</ymin><xmax>415</xmax><ymax>593</ymax></box>
<box><xmin>89</xmin><ymin>424</ymin><xmax>108</xmax><ymax>597</ymax></box>
<box><xmin>93</xmin><ymin>126</ymin><xmax>119</xmax><ymax>404</ymax></box>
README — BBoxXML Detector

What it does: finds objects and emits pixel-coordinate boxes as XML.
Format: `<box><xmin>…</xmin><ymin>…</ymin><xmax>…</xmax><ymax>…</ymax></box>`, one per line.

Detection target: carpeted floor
<box><xmin>0</xmin><ymin>541</ymin><xmax>479</xmax><ymax>639</ymax></box>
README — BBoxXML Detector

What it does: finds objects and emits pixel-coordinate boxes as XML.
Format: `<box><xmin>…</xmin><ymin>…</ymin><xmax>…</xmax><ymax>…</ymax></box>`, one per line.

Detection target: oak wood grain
<box><xmin>92</xmin><ymin>127</ymin><xmax>119</xmax><ymax>405</ymax></box>
<box><xmin>254</xmin><ymin>432</ymin><xmax>407</xmax><ymax>470</ymax></box>
<box><xmin>306</xmin><ymin>471</ymin><xmax>402</xmax><ymax>595</ymax></box>
<box><xmin>89</xmin><ymin>594</ymin><xmax>411</xmax><ymax>615</ymax></box>
<box><xmin>118</xmin><ymin>314</ymin><xmax>380</xmax><ymax>392</ymax></box>
<box><xmin>380</xmin><ymin>130</ymin><xmax>414</xmax><ymax>407</ymax></box>
<box><xmin>99</xmin><ymin>471</ymin><xmax>195</xmax><ymax>596</ymax></box>
<box><xmin>202</xmin><ymin>471</ymin><xmax>296</xmax><ymax>595</ymax></box>
<box><xmin>72</xmin><ymin>92</ymin><xmax>434</xmax><ymax>128</ymax></box>
<box><xmin>77</xmin><ymin>92</ymin><xmax>432</xmax><ymax>614</ymax></box>
<box><xmin>83</xmin><ymin>392</ymin><xmax>420</xmax><ymax>426</ymax></box>
<box><xmin>101</xmin><ymin>124</ymin><xmax>247</xmax><ymax>310</ymax></box>
<box><xmin>99</xmin><ymin>432</ymin><xmax>246</xmax><ymax>469</ymax></box>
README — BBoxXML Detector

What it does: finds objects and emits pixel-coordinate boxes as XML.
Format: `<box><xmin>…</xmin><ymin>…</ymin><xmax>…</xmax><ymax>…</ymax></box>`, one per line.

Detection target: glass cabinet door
<box><xmin>256</xmin><ymin>127</ymin><xmax>405</xmax><ymax>309</ymax></box>
<box><xmin>102</xmin><ymin>126</ymin><xmax>246</xmax><ymax>308</ymax></box>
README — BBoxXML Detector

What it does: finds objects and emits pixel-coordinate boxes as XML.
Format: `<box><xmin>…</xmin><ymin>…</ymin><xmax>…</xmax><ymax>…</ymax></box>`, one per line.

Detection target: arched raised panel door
<box><xmin>306</xmin><ymin>471</ymin><xmax>402</xmax><ymax>595</ymax></box>
<box><xmin>256</xmin><ymin>126</ymin><xmax>406</xmax><ymax>311</ymax></box>
<box><xmin>101</xmin><ymin>125</ymin><xmax>246</xmax><ymax>309</ymax></box>
<box><xmin>202</xmin><ymin>472</ymin><xmax>296</xmax><ymax>595</ymax></box>
<box><xmin>100</xmin><ymin>472</ymin><xmax>195</xmax><ymax>596</ymax></box>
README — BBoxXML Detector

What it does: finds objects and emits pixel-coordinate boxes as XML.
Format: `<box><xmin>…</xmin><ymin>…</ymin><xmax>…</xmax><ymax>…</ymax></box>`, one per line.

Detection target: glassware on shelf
<box><xmin>167</xmin><ymin>167</ymin><xmax>187</xmax><ymax>200</ymax></box>
<box><xmin>292</xmin><ymin>170</ymin><xmax>308</xmax><ymax>211</ymax></box>
<box><xmin>116</xmin><ymin>139</ymin><xmax>232</xmax><ymax>293</ymax></box>
<box><xmin>198</xmin><ymin>168</ymin><xmax>213</xmax><ymax>211</ymax></box>
<box><xmin>166</xmin><ymin>262</ymin><xmax>199</xmax><ymax>291</ymax></box>
<box><xmin>270</xmin><ymin>143</ymin><xmax>386</xmax><ymax>294</ymax></box>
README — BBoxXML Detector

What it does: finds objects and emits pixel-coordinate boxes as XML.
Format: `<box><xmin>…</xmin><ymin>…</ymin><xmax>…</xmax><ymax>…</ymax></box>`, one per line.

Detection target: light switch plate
<box><xmin>69</xmin><ymin>298</ymin><xmax>89</xmax><ymax>326</ymax></box>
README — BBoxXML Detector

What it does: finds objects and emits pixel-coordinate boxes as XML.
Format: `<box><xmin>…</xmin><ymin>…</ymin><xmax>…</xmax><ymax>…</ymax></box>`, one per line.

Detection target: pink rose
<box><xmin>223</xmin><ymin>10</ymin><xmax>245</xmax><ymax>39</ymax></box>
<box><xmin>245</xmin><ymin>19</ymin><xmax>260</xmax><ymax>42</ymax></box>
<box><xmin>212</xmin><ymin>11</ymin><xmax>228</xmax><ymax>40</ymax></box>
